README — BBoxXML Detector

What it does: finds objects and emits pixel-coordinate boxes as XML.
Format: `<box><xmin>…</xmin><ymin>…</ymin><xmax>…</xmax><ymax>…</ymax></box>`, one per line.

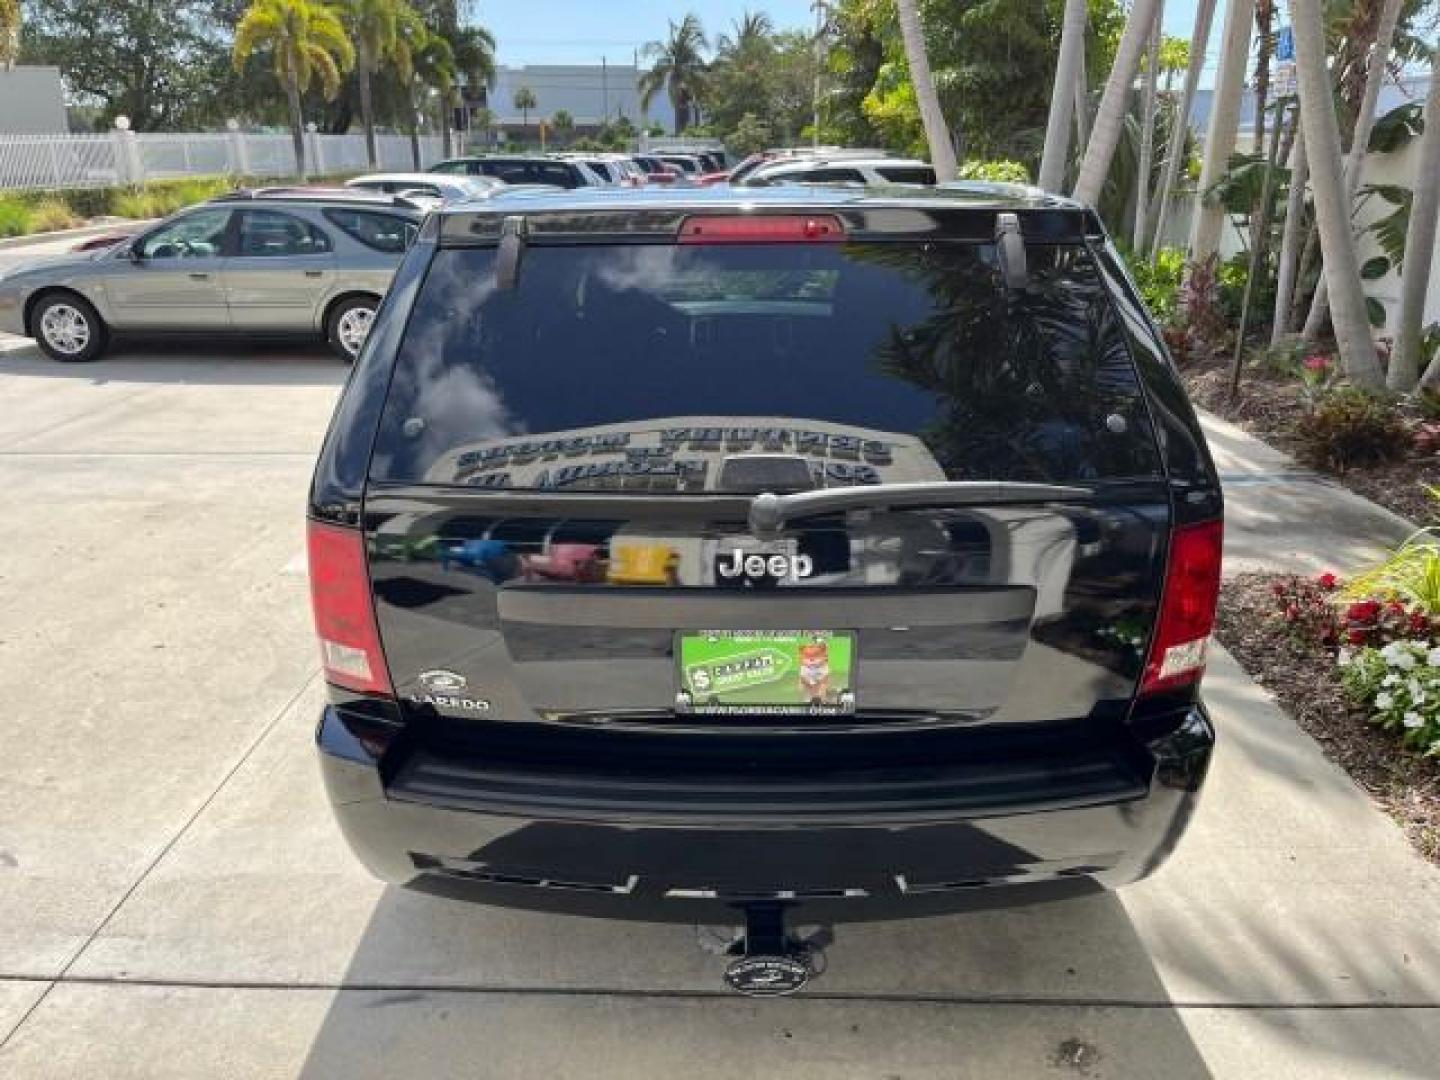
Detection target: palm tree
<box><xmin>716</xmin><ymin>10</ymin><xmax>773</xmax><ymax>56</ymax></box>
<box><xmin>0</xmin><ymin>0</ymin><xmax>20</xmax><ymax>71</ymax></box>
<box><xmin>407</xmin><ymin>25</ymin><xmax>454</xmax><ymax>168</ymax></box>
<box><xmin>1073</xmin><ymin>0</ymin><xmax>1162</xmax><ymax>206</ymax></box>
<box><xmin>1132</xmin><ymin>0</ymin><xmax>1166</xmax><ymax>249</ymax></box>
<box><xmin>445</xmin><ymin>24</ymin><xmax>496</xmax><ymax>157</ymax></box>
<box><xmin>551</xmin><ymin>109</ymin><xmax>575</xmax><ymax>147</ymax></box>
<box><xmin>1149</xmin><ymin>0</ymin><xmax>1217</xmax><ymax>258</ymax></box>
<box><xmin>513</xmin><ymin>85</ymin><xmax>536</xmax><ymax>143</ymax></box>
<box><xmin>1187</xmin><ymin>0</ymin><xmax>1254</xmax><ymax>264</ymax></box>
<box><xmin>895</xmin><ymin>0</ymin><xmax>957</xmax><ymax>182</ymax></box>
<box><xmin>1271</xmin><ymin>118</ymin><xmax>1309</xmax><ymax>344</ymax></box>
<box><xmin>343</xmin><ymin>0</ymin><xmax>423</xmax><ymax>169</ymax></box>
<box><xmin>234</xmin><ymin>0</ymin><xmax>355</xmax><ymax>179</ymax></box>
<box><xmin>1299</xmin><ymin>0</ymin><xmax>1404</xmax><ymax>341</ymax></box>
<box><xmin>1397</xmin><ymin>51</ymin><xmax>1440</xmax><ymax>390</ymax></box>
<box><xmin>1038</xmin><ymin>0</ymin><xmax>1088</xmax><ymax>192</ymax></box>
<box><xmin>639</xmin><ymin>14</ymin><xmax>709</xmax><ymax>134</ymax></box>
<box><xmin>1289</xmin><ymin>0</ymin><xmax>1383</xmax><ymax>387</ymax></box>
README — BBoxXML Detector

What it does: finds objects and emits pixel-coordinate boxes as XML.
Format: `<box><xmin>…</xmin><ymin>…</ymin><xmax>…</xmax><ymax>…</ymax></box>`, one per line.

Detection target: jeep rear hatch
<box><xmin>357</xmin><ymin>213</ymin><xmax>1191</xmax><ymax>738</ymax></box>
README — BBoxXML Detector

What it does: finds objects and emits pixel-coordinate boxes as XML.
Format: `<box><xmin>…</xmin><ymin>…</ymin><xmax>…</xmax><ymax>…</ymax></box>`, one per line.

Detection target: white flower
<box><xmin>1403</xmin><ymin>712</ymin><xmax>1424</xmax><ymax>729</ymax></box>
<box><xmin>1338</xmin><ymin>647</ymin><xmax>1354</xmax><ymax>667</ymax></box>
<box><xmin>1428</xmin><ymin>646</ymin><xmax>1440</xmax><ymax>667</ymax></box>
<box><xmin>1410</xmin><ymin>681</ymin><xmax>1427</xmax><ymax>704</ymax></box>
<box><xmin>1383</xmin><ymin>673</ymin><xmax>1400</xmax><ymax>687</ymax></box>
<box><xmin>1375</xmin><ymin>691</ymin><xmax>1394</xmax><ymax>710</ymax></box>
<box><xmin>1391</xmin><ymin>650</ymin><xmax>1417</xmax><ymax>671</ymax></box>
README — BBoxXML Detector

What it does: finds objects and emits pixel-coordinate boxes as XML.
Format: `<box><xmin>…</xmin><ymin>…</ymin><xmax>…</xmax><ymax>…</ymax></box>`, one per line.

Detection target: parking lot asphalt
<box><xmin>0</xmin><ymin>330</ymin><xmax>1437</xmax><ymax>1078</ymax></box>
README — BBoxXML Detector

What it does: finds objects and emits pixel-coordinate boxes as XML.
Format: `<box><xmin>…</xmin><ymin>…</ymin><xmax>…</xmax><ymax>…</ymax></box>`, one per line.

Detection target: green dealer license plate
<box><xmin>676</xmin><ymin>631</ymin><xmax>856</xmax><ymax>716</ymax></box>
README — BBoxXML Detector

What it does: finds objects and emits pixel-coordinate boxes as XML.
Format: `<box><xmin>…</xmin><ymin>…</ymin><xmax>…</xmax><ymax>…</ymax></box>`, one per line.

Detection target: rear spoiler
<box><xmin>439</xmin><ymin>204</ymin><xmax>1103</xmax><ymax>247</ymax></box>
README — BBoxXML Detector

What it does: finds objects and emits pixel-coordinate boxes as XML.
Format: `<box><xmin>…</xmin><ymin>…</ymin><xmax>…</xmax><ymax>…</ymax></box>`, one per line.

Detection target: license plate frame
<box><xmin>675</xmin><ymin>630</ymin><xmax>857</xmax><ymax>716</ymax></box>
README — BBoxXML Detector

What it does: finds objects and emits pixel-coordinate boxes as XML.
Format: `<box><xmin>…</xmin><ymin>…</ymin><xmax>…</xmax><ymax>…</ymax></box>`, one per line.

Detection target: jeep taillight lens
<box><xmin>1140</xmin><ymin>519</ymin><xmax>1223</xmax><ymax>696</ymax></box>
<box><xmin>307</xmin><ymin>520</ymin><xmax>392</xmax><ymax>695</ymax></box>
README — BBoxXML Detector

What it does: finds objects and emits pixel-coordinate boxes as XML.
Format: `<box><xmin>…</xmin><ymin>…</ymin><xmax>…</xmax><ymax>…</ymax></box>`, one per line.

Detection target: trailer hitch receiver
<box><xmin>719</xmin><ymin>904</ymin><xmax>830</xmax><ymax>997</ymax></box>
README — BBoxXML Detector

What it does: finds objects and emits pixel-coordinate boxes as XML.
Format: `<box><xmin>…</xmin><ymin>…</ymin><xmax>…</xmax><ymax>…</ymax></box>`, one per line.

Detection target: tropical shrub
<box><xmin>1345</xmin><ymin>492</ymin><xmax>1440</xmax><ymax>614</ymax></box>
<box><xmin>956</xmin><ymin>159</ymin><xmax>1031</xmax><ymax>185</ymax></box>
<box><xmin>1293</xmin><ymin>387</ymin><xmax>1409</xmax><ymax>470</ymax></box>
<box><xmin>1129</xmin><ymin>247</ymin><xmax>1184</xmax><ymax>326</ymax></box>
<box><xmin>1178</xmin><ymin>254</ymin><xmax>1229</xmax><ymax>359</ymax></box>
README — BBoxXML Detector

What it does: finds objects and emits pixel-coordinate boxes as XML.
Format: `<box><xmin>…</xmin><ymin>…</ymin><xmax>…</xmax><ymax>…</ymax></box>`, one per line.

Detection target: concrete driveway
<box><xmin>0</xmin><ymin>335</ymin><xmax>1437</xmax><ymax>1078</ymax></box>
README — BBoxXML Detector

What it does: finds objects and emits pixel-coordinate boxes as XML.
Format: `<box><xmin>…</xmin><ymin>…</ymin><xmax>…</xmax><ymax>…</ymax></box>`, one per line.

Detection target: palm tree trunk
<box><xmin>1271</xmin><ymin>117</ymin><xmax>1309</xmax><ymax>345</ymax></box>
<box><xmin>1039</xmin><ymin>0</ymin><xmax>1089</xmax><ymax>192</ymax></box>
<box><xmin>1289</xmin><ymin>0</ymin><xmax>1383</xmax><ymax>387</ymax></box>
<box><xmin>1300</xmin><ymin>0</ymin><xmax>1404</xmax><ymax>342</ymax></box>
<box><xmin>1074</xmin><ymin>45</ymin><xmax>1090</xmax><ymax>157</ymax></box>
<box><xmin>286</xmin><ymin>76</ymin><xmax>307</xmax><ymax>180</ymax></box>
<box><xmin>409</xmin><ymin>90</ymin><xmax>422</xmax><ymax>170</ymax></box>
<box><xmin>1188</xmin><ymin>0</ymin><xmax>1255</xmax><ymax>264</ymax></box>
<box><xmin>1150</xmin><ymin>0</ymin><xmax>1218</xmax><ymax>259</ymax></box>
<box><xmin>1398</xmin><ymin>57</ymin><xmax>1440</xmax><ymax>390</ymax></box>
<box><xmin>1073</xmin><ymin>0</ymin><xmax>1162</xmax><ymax>206</ymax></box>
<box><xmin>1133</xmin><ymin>0</ymin><xmax>1165</xmax><ymax>249</ymax></box>
<box><xmin>896</xmin><ymin>0</ymin><xmax>958</xmax><ymax>182</ymax></box>
<box><xmin>359</xmin><ymin>46</ymin><xmax>378</xmax><ymax>169</ymax></box>
<box><xmin>442</xmin><ymin>93</ymin><xmax>455</xmax><ymax>158</ymax></box>
<box><xmin>1248</xmin><ymin>0</ymin><xmax>1274</xmax><ymax>257</ymax></box>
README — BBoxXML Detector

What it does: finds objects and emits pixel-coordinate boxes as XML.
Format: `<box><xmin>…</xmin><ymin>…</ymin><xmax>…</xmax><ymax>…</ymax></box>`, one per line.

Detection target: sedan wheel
<box><xmin>33</xmin><ymin>294</ymin><xmax>107</xmax><ymax>363</ymax></box>
<box><xmin>329</xmin><ymin>299</ymin><xmax>377</xmax><ymax>362</ymax></box>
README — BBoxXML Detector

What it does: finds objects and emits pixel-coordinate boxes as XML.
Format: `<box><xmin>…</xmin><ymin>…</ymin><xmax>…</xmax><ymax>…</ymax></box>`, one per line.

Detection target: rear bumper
<box><xmin>317</xmin><ymin>705</ymin><xmax>1212</xmax><ymax>924</ymax></box>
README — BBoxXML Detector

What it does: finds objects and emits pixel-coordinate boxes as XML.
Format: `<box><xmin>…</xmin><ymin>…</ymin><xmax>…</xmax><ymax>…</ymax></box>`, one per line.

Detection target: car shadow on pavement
<box><xmin>0</xmin><ymin>338</ymin><xmax>349</xmax><ymax>387</ymax></box>
<box><xmin>293</xmin><ymin>887</ymin><xmax>1214</xmax><ymax>1079</ymax></box>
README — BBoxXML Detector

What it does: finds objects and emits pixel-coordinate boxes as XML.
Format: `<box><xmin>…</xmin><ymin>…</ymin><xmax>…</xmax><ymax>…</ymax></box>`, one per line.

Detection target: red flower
<box><xmin>1303</xmin><ymin>355</ymin><xmax>1332</xmax><ymax>373</ymax></box>
<box><xmin>1347</xmin><ymin>600</ymin><xmax>1382</xmax><ymax>623</ymax></box>
<box><xmin>1317</xmin><ymin>572</ymin><xmax>1339</xmax><ymax>591</ymax></box>
<box><xmin>1412</xmin><ymin>612</ymin><xmax>1433</xmax><ymax>634</ymax></box>
<box><xmin>1284</xmin><ymin>604</ymin><xmax>1301</xmax><ymax>621</ymax></box>
<box><xmin>1347</xmin><ymin>627</ymin><xmax>1370</xmax><ymax>644</ymax></box>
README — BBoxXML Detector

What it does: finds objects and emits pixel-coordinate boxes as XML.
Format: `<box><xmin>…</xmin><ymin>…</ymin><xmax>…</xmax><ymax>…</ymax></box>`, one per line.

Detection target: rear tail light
<box><xmin>679</xmin><ymin>214</ymin><xmax>846</xmax><ymax>244</ymax></box>
<box><xmin>1140</xmin><ymin>519</ymin><xmax>1224</xmax><ymax>696</ymax></box>
<box><xmin>307</xmin><ymin>520</ymin><xmax>393</xmax><ymax>695</ymax></box>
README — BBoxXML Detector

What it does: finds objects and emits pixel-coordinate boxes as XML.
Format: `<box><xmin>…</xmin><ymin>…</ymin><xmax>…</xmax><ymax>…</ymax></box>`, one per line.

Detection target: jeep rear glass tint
<box><xmin>371</xmin><ymin>241</ymin><xmax>1161</xmax><ymax>490</ymax></box>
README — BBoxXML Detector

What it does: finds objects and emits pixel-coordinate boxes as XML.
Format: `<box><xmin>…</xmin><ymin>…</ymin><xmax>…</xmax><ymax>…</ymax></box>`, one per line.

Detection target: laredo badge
<box><xmin>410</xmin><ymin>670</ymin><xmax>490</xmax><ymax>712</ymax></box>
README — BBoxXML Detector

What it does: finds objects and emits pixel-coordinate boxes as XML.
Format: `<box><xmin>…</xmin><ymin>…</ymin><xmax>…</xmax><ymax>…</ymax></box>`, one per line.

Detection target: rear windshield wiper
<box><xmin>748</xmin><ymin>481</ymin><xmax>1090</xmax><ymax>537</ymax></box>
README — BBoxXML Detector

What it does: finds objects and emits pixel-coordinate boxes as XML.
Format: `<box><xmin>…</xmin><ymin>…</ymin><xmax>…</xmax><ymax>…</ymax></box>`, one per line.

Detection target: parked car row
<box><xmin>427</xmin><ymin>149</ymin><xmax>730</xmax><ymax>189</ymax></box>
<box><xmin>0</xmin><ymin>147</ymin><xmax>948</xmax><ymax>365</ymax></box>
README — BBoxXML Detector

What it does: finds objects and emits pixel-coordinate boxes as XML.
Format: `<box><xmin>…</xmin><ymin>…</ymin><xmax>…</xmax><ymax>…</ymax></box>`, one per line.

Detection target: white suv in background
<box><xmin>741</xmin><ymin>157</ymin><xmax>936</xmax><ymax>187</ymax></box>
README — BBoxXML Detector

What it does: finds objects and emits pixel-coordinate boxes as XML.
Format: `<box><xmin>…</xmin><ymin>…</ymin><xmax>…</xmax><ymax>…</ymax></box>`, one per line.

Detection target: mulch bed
<box><xmin>1181</xmin><ymin>358</ymin><xmax>1435</xmax><ymax>526</ymax></box>
<box><xmin>1216</xmin><ymin>573</ymin><xmax>1440</xmax><ymax>864</ymax></box>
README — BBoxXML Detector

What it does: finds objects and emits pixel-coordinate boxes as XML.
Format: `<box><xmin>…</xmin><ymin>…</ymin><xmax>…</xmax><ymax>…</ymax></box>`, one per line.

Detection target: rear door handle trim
<box><xmin>188</xmin><ymin>272</ymin><xmax>209</xmax><ymax>280</ymax></box>
<box><xmin>304</xmin><ymin>270</ymin><xmax>324</xmax><ymax>278</ymax></box>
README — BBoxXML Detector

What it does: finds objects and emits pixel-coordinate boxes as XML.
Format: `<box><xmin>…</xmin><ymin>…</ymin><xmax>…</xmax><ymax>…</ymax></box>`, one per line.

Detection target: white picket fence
<box><xmin>0</xmin><ymin>130</ymin><xmax>447</xmax><ymax>191</ymax></box>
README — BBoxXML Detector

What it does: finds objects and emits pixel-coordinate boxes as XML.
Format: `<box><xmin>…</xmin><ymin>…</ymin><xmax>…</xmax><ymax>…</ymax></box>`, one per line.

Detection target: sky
<box><xmin>481</xmin><ymin>0</ymin><xmax>1217</xmax><ymax>82</ymax></box>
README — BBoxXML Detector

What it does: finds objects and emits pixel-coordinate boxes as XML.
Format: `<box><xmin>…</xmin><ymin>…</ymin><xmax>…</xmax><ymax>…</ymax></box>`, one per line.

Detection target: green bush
<box><xmin>956</xmin><ymin>160</ymin><xmax>1031</xmax><ymax>184</ymax></box>
<box><xmin>1128</xmin><ymin>247</ymin><xmax>1184</xmax><ymax>326</ymax></box>
<box><xmin>1294</xmin><ymin>387</ymin><xmax>1410</xmax><ymax>471</ymax></box>
<box><xmin>27</xmin><ymin>198</ymin><xmax>81</xmax><ymax>232</ymax></box>
<box><xmin>0</xmin><ymin>198</ymin><xmax>31</xmax><ymax>237</ymax></box>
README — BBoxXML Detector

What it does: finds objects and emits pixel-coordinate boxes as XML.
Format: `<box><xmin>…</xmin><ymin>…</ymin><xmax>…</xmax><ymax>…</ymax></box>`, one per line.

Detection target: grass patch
<box><xmin>0</xmin><ymin>173</ymin><xmax>338</xmax><ymax>238</ymax></box>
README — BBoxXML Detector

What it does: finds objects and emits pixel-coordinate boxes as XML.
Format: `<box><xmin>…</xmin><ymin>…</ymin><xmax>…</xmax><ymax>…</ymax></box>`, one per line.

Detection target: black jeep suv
<box><xmin>308</xmin><ymin>184</ymin><xmax>1221</xmax><ymax>984</ymax></box>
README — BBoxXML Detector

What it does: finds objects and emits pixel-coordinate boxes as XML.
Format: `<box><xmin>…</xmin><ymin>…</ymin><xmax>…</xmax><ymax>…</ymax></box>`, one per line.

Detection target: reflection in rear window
<box><xmin>371</xmin><ymin>242</ymin><xmax>1161</xmax><ymax>490</ymax></box>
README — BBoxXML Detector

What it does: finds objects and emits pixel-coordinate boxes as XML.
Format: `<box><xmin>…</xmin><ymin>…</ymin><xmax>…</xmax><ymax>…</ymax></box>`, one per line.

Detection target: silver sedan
<box><xmin>0</xmin><ymin>191</ymin><xmax>423</xmax><ymax>362</ymax></box>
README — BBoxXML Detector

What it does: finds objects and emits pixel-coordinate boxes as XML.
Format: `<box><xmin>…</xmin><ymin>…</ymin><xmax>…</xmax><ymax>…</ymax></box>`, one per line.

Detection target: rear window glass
<box><xmin>324</xmin><ymin>209</ymin><xmax>417</xmax><ymax>253</ymax></box>
<box><xmin>877</xmin><ymin>166</ymin><xmax>937</xmax><ymax>184</ymax></box>
<box><xmin>372</xmin><ymin>241</ymin><xmax>1160</xmax><ymax>490</ymax></box>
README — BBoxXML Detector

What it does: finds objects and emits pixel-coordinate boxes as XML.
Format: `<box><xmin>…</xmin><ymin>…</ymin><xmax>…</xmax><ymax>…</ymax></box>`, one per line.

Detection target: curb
<box><xmin>0</xmin><ymin>219</ymin><xmax>155</xmax><ymax>252</ymax></box>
